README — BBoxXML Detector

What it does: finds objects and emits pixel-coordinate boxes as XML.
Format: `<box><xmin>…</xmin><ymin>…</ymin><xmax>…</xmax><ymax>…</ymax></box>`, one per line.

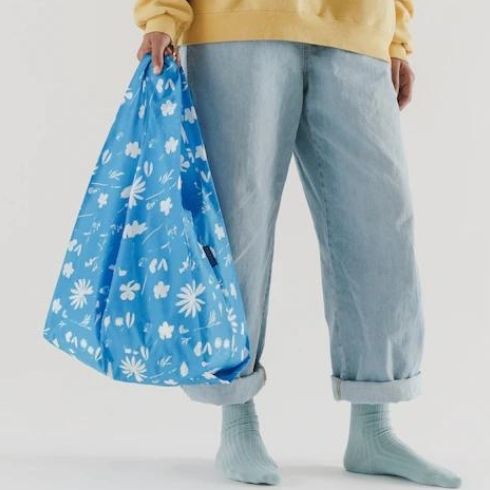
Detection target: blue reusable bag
<box><xmin>43</xmin><ymin>53</ymin><xmax>251</xmax><ymax>387</ymax></box>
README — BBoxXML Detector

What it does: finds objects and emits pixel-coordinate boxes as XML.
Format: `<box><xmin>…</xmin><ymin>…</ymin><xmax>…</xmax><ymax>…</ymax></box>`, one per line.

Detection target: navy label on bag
<box><xmin>203</xmin><ymin>245</ymin><xmax>218</xmax><ymax>267</ymax></box>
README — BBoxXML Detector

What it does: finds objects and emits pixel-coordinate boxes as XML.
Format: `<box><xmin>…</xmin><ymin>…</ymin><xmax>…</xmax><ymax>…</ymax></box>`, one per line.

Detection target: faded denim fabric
<box><xmin>181</xmin><ymin>41</ymin><xmax>424</xmax><ymax>405</ymax></box>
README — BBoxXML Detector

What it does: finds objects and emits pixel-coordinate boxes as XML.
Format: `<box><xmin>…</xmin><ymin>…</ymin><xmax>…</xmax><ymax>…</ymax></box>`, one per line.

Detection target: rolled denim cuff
<box><xmin>331</xmin><ymin>372</ymin><xmax>422</xmax><ymax>403</ymax></box>
<box><xmin>181</xmin><ymin>364</ymin><xmax>266</xmax><ymax>405</ymax></box>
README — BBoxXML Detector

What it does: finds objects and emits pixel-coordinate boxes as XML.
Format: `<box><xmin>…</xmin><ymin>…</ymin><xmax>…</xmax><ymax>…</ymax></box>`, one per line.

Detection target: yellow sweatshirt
<box><xmin>134</xmin><ymin>1</ymin><xmax>414</xmax><ymax>62</ymax></box>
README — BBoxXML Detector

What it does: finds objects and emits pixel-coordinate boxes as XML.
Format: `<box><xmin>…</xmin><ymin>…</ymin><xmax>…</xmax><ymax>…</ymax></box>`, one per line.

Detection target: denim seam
<box><xmin>316</xmin><ymin>149</ymin><xmax>345</xmax><ymax>379</ymax></box>
<box><xmin>296</xmin><ymin>107</ymin><xmax>343</xmax><ymax>378</ymax></box>
<box><xmin>252</xmin><ymin>235</ymin><xmax>275</xmax><ymax>383</ymax></box>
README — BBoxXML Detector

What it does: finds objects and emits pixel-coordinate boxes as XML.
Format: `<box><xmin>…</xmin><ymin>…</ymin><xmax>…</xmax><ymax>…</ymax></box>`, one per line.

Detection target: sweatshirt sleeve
<box><xmin>389</xmin><ymin>0</ymin><xmax>414</xmax><ymax>60</ymax></box>
<box><xmin>134</xmin><ymin>1</ymin><xmax>194</xmax><ymax>45</ymax></box>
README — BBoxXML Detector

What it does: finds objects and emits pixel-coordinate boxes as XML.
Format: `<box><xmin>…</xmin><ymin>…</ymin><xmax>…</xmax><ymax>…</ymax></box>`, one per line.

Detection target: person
<box><xmin>133</xmin><ymin>1</ymin><xmax>462</xmax><ymax>487</ymax></box>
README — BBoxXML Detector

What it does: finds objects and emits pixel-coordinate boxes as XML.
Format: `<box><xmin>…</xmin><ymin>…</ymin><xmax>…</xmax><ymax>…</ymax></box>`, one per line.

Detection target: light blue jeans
<box><xmin>180</xmin><ymin>40</ymin><xmax>424</xmax><ymax>405</ymax></box>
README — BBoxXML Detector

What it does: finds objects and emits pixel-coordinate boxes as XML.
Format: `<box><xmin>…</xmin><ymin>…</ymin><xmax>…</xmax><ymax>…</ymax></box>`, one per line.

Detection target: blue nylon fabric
<box><xmin>43</xmin><ymin>53</ymin><xmax>251</xmax><ymax>387</ymax></box>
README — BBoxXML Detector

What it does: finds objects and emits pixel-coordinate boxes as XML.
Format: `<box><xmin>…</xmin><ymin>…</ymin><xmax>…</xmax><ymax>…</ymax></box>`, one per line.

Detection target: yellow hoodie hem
<box><xmin>178</xmin><ymin>10</ymin><xmax>398</xmax><ymax>62</ymax></box>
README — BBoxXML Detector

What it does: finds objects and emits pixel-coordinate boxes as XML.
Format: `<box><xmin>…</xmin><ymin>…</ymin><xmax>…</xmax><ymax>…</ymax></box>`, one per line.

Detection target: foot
<box><xmin>343</xmin><ymin>404</ymin><xmax>461</xmax><ymax>488</ymax></box>
<box><xmin>215</xmin><ymin>399</ymin><xmax>280</xmax><ymax>485</ymax></box>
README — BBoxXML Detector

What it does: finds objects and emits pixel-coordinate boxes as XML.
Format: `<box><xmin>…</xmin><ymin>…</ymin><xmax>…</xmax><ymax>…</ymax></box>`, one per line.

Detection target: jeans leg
<box><xmin>293</xmin><ymin>46</ymin><xmax>424</xmax><ymax>403</ymax></box>
<box><xmin>181</xmin><ymin>40</ymin><xmax>304</xmax><ymax>405</ymax></box>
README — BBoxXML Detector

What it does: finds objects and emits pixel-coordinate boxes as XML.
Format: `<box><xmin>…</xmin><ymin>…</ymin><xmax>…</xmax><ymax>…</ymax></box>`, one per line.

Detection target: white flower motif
<box><xmin>176</xmin><ymin>280</ymin><xmax>206</xmax><ymax>317</ymax></box>
<box><xmin>143</xmin><ymin>160</ymin><xmax>153</xmax><ymax>177</ymax></box>
<box><xmin>120</xmin><ymin>356</ymin><xmax>147</xmax><ymax>382</ymax></box>
<box><xmin>159</xmin><ymin>197</ymin><xmax>173</xmax><ymax>216</ymax></box>
<box><xmin>115</xmin><ymin>317</ymin><xmax>124</xmax><ymax>327</ymax></box>
<box><xmin>195</xmin><ymin>145</ymin><xmax>207</xmax><ymax>161</ymax></box>
<box><xmin>67</xmin><ymin>239</ymin><xmax>78</xmax><ymax>252</ymax></box>
<box><xmin>120</xmin><ymin>176</ymin><xmax>146</xmax><ymax>208</ymax></box>
<box><xmin>67</xmin><ymin>239</ymin><xmax>82</xmax><ymax>255</ymax></box>
<box><xmin>69</xmin><ymin>279</ymin><xmax>94</xmax><ymax>310</ymax></box>
<box><xmin>180</xmin><ymin>361</ymin><xmax>189</xmax><ymax>377</ymax></box>
<box><xmin>119</xmin><ymin>280</ymin><xmax>141</xmax><ymax>301</ymax></box>
<box><xmin>153</xmin><ymin>281</ymin><xmax>170</xmax><ymax>299</ymax></box>
<box><xmin>52</xmin><ymin>298</ymin><xmax>62</xmax><ymax>314</ymax></box>
<box><xmin>161</xmin><ymin>99</ymin><xmax>177</xmax><ymax>116</ymax></box>
<box><xmin>123</xmin><ymin>220</ymin><xmax>148</xmax><ymax>238</ymax></box>
<box><xmin>138</xmin><ymin>104</ymin><xmax>146</xmax><ymax>119</ymax></box>
<box><xmin>97</xmin><ymin>192</ymin><xmax>109</xmax><ymax>208</ymax></box>
<box><xmin>156</xmin><ymin>78</ymin><xmax>164</xmax><ymax>94</ymax></box>
<box><xmin>164</xmin><ymin>136</ymin><xmax>179</xmax><ymax>154</ymax></box>
<box><xmin>101</xmin><ymin>149</ymin><xmax>112</xmax><ymax>164</ymax></box>
<box><xmin>149</xmin><ymin>258</ymin><xmax>167</xmax><ymax>273</ymax></box>
<box><xmin>184</xmin><ymin>106</ymin><xmax>197</xmax><ymax>123</ymax></box>
<box><xmin>62</xmin><ymin>262</ymin><xmax>74</xmax><ymax>278</ymax></box>
<box><xmin>214</xmin><ymin>224</ymin><xmax>225</xmax><ymax>240</ymax></box>
<box><xmin>125</xmin><ymin>141</ymin><xmax>141</xmax><ymax>159</ymax></box>
<box><xmin>229</xmin><ymin>283</ymin><xmax>237</xmax><ymax>299</ymax></box>
<box><xmin>158</xmin><ymin>321</ymin><xmax>174</xmax><ymax>340</ymax></box>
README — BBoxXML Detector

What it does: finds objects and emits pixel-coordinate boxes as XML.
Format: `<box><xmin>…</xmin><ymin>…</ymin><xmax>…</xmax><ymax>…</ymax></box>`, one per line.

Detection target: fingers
<box><xmin>136</xmin><ymin>32</ymin><xmax>172</xmax><ymax>75</ymax></box>
<box><xmin>398</xmin><ymin>62</ymin><xmax>415</xmax><ymax>110</ymax></box>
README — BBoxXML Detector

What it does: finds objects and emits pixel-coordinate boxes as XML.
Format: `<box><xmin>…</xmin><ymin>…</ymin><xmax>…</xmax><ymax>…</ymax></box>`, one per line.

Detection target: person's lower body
<box><xmin>180</xmin><ymin>40</ymin><xmax>461</xmax><ymax>487</ymax></box>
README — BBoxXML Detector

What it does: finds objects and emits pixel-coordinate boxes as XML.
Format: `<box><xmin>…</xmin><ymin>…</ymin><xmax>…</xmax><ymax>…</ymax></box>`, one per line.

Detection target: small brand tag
<box><xmin>203</xmin><ymin>245</ymin><xmax>218</xmax><ymax>267</ymax></box>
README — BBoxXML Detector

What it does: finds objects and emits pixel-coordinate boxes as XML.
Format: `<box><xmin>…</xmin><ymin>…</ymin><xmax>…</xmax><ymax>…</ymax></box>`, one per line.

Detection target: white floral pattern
<box><xmin>43</xmin><ymin>54</ymin><xmax>250</xmax><ymax>387</ymax></box>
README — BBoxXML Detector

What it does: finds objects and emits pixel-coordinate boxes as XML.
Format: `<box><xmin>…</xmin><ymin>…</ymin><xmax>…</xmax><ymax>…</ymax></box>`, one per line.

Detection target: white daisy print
<box><xmin>176</xmin><ymin>280</ymin><xmax>206</xmax><ymax>317</ymax></box>
<box><xmin>138</xmin><ymin>104</ymin><xmax>146</xmax><ymax>119</ymax></box>
<box><xmin>69</xmin><ymin>279</ymin><xmax>93</xmax><ymax>310</ymax></box>
<box><xmin>164</xmin><ymin>136</ymin><xmax>179</xmax><ymax>154</ymax></box>
<box><xmin>215</xmin><ymin>223</ymin><xmax>225</xmax><ymax>240</ymax></box>
<box><xmin>120</xmin><ymin>280</ymin><xmax>141</xmax><ymax>301</ymax></box>
<box><xmin>97</xmin><ymin>192</ymin><xmax>109</xmax><ymax>208</ymax></box>
<box><xmin>62</xmin><ymin>262</ymin><xmax>74</xmax><ymax>278</ymax></box>
<box><xmin>161</xmin><ymin>99</ymin><xmax>177</xmax><ymax>116</ymax></box>
<box><xmin>125</xmin><ymin>141</ymin><xmax>141</xmax><ymax>159</ymax></box>
<box><xmin>52</xmin><ymin>298</ymin><xmax>62</xmax><ymax>314</ymax></box>
<box><xmin>158</xmin><ymin>321</ymin><xmax>174</xmax><ymax>340</ymax></box>
<box><xmin>120</xmin><ymin>176</ymin><xmax>146</xmax><ymax>208</ymax></box>
<box><xmin>120</xmin><ymin>356</ymin><xmax>147</xmax><ymax>382</ymax></box>
<box><xmin>153</xmin><ymin>281</ymin><xmax>170</xmax><ymax>299</ymax></box>
<box><xmin>159</xmin><ymin>197</ymin><xmax>173</xmax><ymax>216</ymax></box>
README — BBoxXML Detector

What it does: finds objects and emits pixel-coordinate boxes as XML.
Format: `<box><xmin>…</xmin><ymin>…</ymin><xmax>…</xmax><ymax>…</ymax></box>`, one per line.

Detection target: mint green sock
<box><xmin>215</xmin><ymin>399</ymin><xmax>280</xmax><ymax>485</ymax></box>
<box><xmin>344</xmin><ymin>404</ymin><xmax>462</xmax><ymax>488</ymax></box>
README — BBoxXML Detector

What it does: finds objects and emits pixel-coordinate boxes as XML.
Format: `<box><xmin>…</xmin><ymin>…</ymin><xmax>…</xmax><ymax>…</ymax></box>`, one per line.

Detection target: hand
<box><xmin>137</xmin><ymin>32</ymin><xmax>179</xmax><ymax>75</ymax></box>
<box><xmin>390</xmin><ymin>58</ymin><xmax>415</xmax><ymax>110</ymax></box>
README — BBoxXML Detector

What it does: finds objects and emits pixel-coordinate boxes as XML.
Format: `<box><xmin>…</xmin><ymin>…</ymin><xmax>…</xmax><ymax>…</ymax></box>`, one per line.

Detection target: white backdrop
<box><xmin>0</xmin><ymin>1</ymin><xmax>489</xmax><ymax>489</ymax></box>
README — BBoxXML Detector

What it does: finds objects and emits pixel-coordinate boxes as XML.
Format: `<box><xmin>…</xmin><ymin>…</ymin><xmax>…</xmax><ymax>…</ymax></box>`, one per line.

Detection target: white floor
<box><xmin>1</xmin><ymin>454</ymin><xmax>475</xmax><ymax>490</ymax></box>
